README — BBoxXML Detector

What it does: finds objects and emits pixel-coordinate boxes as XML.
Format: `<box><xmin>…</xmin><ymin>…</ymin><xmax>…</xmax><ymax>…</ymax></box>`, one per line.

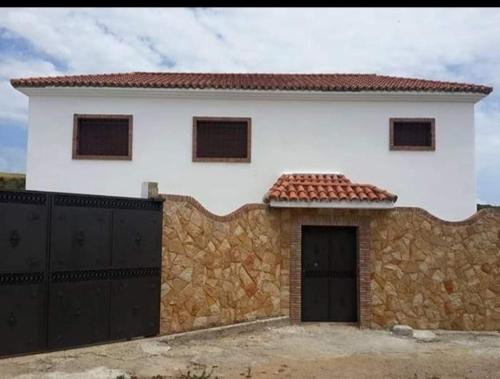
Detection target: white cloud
<box><xmin>476</xmin><ymin>107</ymin><xmax>500</xmax><ymax>204</ymax></box>
<box><xmin>0</xmin><ymin>7</ymin><xmax>499</xmax><ymax>197</ymax></box>
<box><xmin>477</xmin><ymin>108</ymin><xmax>500</xmax><ymax>159</ymax></box>
<box><xmin>1</xmin><ymin>8</ymin><xmax>498</xmax><ymax>77</ymax></box>
<box><xmin>0</xmin><ymin>56</ymin><xmax>58</xmax><ymax>123</ymax></box>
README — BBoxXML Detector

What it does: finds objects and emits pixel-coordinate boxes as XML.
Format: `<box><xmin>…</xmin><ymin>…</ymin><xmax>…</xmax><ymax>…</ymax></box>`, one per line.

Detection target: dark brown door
<box><xmin>301</xmin><ymin>226</ymin><xmax>357</xmax><ymax>322</ymax></box>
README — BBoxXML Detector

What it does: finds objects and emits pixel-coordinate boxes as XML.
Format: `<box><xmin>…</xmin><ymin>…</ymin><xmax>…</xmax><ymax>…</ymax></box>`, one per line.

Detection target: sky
<box><xmin>0</xmin><ymin>8</ymin><xmax>499</xmax><ymax>204</ymax></box>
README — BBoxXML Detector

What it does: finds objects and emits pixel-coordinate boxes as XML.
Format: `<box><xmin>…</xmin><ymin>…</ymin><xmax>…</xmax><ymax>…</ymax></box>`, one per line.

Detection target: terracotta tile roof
<box><xmin>264</xmin><ymin>173</ymin><xmax>397</xmax><ymax>203</ymax></box>
<box><xmin>10</xmin><ymin>72</ymin><xmax>493</xmax><ymax>94</ymax></box>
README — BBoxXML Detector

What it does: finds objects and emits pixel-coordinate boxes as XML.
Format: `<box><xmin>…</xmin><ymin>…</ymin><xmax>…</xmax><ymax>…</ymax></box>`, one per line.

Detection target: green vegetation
<box><xmin>0</xmin><ymin>172</ymin><xmax>25</xmax><ymax>191</ymax></box>
<box><xmin>477</xmin><ymin>203</ymin><xmax>500</xmax><ymax>211</ymax></box>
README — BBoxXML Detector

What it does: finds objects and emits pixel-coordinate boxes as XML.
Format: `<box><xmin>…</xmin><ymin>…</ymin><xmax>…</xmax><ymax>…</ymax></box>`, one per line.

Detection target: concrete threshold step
<box><xmin>160</xmin><ymin>316</ymin><xmax>290</xmax><ymax>343</ymax></box>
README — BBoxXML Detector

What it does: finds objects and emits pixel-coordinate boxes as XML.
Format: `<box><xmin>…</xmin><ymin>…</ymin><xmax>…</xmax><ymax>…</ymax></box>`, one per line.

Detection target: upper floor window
<box><xmin>73</xmin><ymin>114</ymin><xmax>133</xmax><ymax>160</ymax></box>
<box><xmin>390</xmin><ymin>118</ymin><xmax>435</xmax><ymax>151</ymax></box>
<box><xmin>193</xmin><ymin>117</ymin><xmax>251</xmax><ymax>162</ymax></box>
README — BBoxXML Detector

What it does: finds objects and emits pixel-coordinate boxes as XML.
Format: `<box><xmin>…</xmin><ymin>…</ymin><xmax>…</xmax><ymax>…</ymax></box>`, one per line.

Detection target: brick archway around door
<box><xmin>289</xmin><ymin>212</ymin><xmax>371</xmax><ymax>327</ymax></box>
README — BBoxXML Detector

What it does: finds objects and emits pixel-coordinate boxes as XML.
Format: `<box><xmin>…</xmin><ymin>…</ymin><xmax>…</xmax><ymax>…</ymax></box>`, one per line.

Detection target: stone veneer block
<box><xmin>370</xmin><ymin>208</ymin><xmax>500</xmax><ymax>331</ymax></box>
<box><xmin>160</xmin><ymin>195</ymin><xmax>283</xmax><ymax>334</ymax></box>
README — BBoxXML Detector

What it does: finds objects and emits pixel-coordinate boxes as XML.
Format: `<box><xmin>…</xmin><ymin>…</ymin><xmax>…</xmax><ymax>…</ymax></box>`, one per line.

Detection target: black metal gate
<box><xmin>301</xmin><ymin>226</ymin><xmax>358</xmax><ymax>322</ymax></box>
<box><xmin>0</xmin><ymin>190</ymin><xmax>163</xmax><ymax>356</ymax></box>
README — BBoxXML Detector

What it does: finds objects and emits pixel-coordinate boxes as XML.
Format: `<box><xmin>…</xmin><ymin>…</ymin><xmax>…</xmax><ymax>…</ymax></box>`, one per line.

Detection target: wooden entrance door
<box><xmin>301</xmin><ymin>226</ymin><xmax>357</xmax><ymax>322</ymax></box>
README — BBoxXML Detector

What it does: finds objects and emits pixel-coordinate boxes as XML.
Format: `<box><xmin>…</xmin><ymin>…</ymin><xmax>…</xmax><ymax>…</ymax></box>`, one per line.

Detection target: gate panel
<box><xmin>301</xmin><ymin>226</ymin><xmax>329</xmax><ymax>273</ymax></box>
<box><xmin>110</xmin><ymin>272</ymin><xmax>160</xmax><ymax>340</ymax></box>
<box><xmin>48</xmin><ymin>279</ymin><xmax>110</xmax><ymax>349</ymax></box>
<box><xmin>329</xmin><ymin>228</ymin><xmax>357</xmax><ymax>322</ymax></box>
<box><xmin>0</xmin><ymin>280</ymin><xmax>45</xmax><ymax>355</ymax></box>
<box><xmin>0</xmin><ymin>191</ymin><xmax>163</xmax><ymax>357</ymax></box>
<box><xmin>301</xmin><ymin>226</ymin><xmax>330</xmax><ymax>321</ymax></box>
<box><xmin>0</xmin><ymin>195</ymin><xmax>47</xmax><ymax>273</ymax></box>
<box><xmin>112</xmin><ymin>209</ymin><xmax>162</xmax><ymax>268</ymax></box>
<box><xmin>50</xmin><ymin>207</ymin><xmax>112</xmax><ymax>271</ymax></box>
<box><xmin>301</xmin><ymin>277</ymin><xmax>329</xmax><ymax>321</ymax></box>
<box><xmin>301</xmin><ymin>226</ymin><xmax>358</xmax><ymax>322</ymax></box>
<box><xmin>329</xmin><ymin>277</ymin><xmax>357</xmax><ymax>322</ymax></box>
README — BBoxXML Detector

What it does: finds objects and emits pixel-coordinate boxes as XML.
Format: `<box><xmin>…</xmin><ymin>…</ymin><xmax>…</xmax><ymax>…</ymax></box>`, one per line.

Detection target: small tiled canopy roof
<box><xmin>10</xmin><ymin>72</ymin><xmax>493</xmax><ymax>94</ymax></box>
<box><xmin>264</xmin><ymin>174</ymin><xmax>397</xmax><ymax>204</ymax></box>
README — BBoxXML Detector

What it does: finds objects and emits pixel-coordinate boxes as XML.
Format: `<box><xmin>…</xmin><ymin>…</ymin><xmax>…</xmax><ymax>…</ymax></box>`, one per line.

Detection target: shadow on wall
<box><xmin>0</xmin><ymin>172</ymin><xmax>25</xmax><ymax>191</ymax></box>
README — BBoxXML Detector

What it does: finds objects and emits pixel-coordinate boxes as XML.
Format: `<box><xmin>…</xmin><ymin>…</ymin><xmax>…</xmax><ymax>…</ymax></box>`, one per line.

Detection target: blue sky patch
<box><xmin>0</xmin><ymin>120</ymin><xmax>27</xmax><ymax>149</ymax></box>
<box><xmin>0</xmin><ymin>27</ymin><xmax>68</xmax><ymax>71</ymax></box>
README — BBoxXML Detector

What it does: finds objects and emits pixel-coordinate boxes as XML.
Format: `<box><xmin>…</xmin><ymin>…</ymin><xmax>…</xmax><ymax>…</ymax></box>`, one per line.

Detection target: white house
<box><xmin>11</xmin><ymin>72</ymin><xmax>492</xmax><ymax>220</ymax></box>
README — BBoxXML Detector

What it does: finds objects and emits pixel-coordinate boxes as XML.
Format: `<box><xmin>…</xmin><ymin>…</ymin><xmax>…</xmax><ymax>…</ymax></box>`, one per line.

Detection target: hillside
<box><xmin>0</xmin><ymin>172</ymin><xmax>26</xmax><ymax>191</ymax></box>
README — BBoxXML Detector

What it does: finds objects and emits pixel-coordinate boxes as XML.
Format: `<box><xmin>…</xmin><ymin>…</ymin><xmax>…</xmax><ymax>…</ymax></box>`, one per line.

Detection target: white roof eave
<box><xmin>13</xmin><ymin>86</ymin><xmax>488</xmax><ymax>103</ymax></box>
<box><xmin>268</xmin><ymin>200</ymin><xmax>396</xmax><ymax>209</ymax></box>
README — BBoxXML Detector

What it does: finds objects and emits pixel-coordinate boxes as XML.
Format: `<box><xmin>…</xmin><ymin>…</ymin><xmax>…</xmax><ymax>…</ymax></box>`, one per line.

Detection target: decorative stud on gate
<box><xmin>132</xmin><ymin>306</ymin><xmax>139</xmax><ymax>316</ymax></box>
<box><xmin>9</xmin><ymin>230</ymin><xmax>20</xmax><ymax>247</ymax></box>
<box><xmin>29</xmin><ymin>211</ymin><xmax>40</xmax><ymax>221</ymax></box>
<box><xmin>73</xmin><ymin>308</ymin><xmax>81</xmax><ymax>318</ymax></box>
<box><xmin>76</xmin><ymin>230</ymin><xmax>85</xmax><ymax>246</ymax></box>
<box><xmin>135</xmin><ymin>232</ymin><xmax>142</xmax><ymax>246</ymax></box>
<box><xmin>30</xmin><ymin>288</ymin><xmax>39</xmax><ymax>299</ymax></box>
<box><xmin>7</xmin><ymin>313</ymin><xmax>17</xmax><ymax>328</ymax></box>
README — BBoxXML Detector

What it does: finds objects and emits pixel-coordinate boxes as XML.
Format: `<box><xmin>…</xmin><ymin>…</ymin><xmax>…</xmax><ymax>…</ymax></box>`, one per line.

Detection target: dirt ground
<box><xmin>1</xmin><ymin>323</ymin><xmax>500</xmax><ymax>379</ymax></box>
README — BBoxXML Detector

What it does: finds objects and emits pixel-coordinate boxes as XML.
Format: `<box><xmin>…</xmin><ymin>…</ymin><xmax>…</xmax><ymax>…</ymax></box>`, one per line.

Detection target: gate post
<box><xmin>142</xmin><ymin>182</ymin><xmax>159</xmax><ymax>199</ymax></box>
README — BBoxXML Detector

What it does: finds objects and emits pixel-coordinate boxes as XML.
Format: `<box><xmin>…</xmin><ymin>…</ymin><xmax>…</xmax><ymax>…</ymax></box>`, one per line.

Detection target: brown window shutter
<box><xmin>74</xmin><ymin>115</ymin><xmax>132</xmax><ymax>160</ymax></box>
<box><xmin>390</xmin><ymin>118</ymin><xmax>435</xmax><ymax>151</ymax></box>
<box><xmin>193</xmin><ymin>117</ymin><xmax>251</xmax><ymax>162</ymax></box>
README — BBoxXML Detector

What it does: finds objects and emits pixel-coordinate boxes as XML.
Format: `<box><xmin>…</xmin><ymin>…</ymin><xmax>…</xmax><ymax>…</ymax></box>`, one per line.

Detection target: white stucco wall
<box><xmin>24</xmin><ymin>89</ymin><xmax>478</xmax><ymax>221</ymax></box>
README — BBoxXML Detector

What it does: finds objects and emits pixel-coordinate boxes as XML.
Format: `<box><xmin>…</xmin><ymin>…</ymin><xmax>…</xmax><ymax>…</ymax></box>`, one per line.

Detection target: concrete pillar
<box><xmin>141</xmin><ymin>181</ymin><xmax>159</xmax><ymax>199</ymax></box>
